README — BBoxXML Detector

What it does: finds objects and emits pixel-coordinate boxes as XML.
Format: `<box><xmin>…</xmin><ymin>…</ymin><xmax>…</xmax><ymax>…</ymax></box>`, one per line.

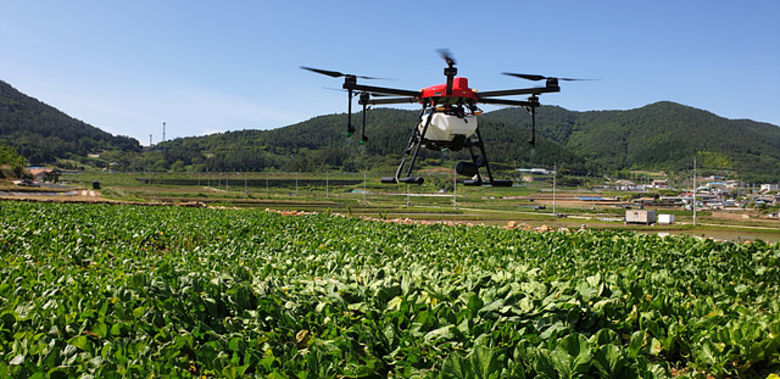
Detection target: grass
<box><xmin>20</xmin><ymin>171</ymin><xmax>776</xmax><ymax>242</ymax></box>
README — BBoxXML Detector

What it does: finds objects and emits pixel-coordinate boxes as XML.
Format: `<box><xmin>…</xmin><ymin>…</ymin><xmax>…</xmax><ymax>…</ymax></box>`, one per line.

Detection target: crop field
<box><xmin>0</xmin><ymin>201</ymin><xmax>779</xmax><ymax>377</ymax></box>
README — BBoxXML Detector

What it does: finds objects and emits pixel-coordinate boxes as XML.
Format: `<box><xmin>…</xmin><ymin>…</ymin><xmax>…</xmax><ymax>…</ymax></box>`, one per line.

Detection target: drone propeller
<box><xmin>437</xmin><ymin>49</ymin><xmax>456</xmax><ymax>67</ymax></box>
<box><xmin>502</xmin><ymin>72</ymin><xmax>596</xmax><ymax>82</ymax></box>
<box><xmin>437</xmin><ymin>49</ymin><xmax>458</xmax><ymax>95</ymax></box>
<box><xmin>322</xmin><ymin>87</ymin><xmax>391</xmax><ymax>97</ymax></box>
<box><xmin>300</xmin><ymin>66</ymin><xmax>389</xmax><ymax>80</ymax></box>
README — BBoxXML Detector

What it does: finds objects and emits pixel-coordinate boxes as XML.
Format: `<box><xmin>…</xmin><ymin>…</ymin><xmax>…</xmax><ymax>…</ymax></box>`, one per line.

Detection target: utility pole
<box><xmin>363</xmin><ymin>171</ymin><xmax>367</xmax><ymax>203</ymax></box>
<box><xmin>162</xmin><ymin>122</ymin><xmax>166</xmax><ymax>142</ymax></box>
<box><xmin>325</xmin><ymin>170</ymin><xmax>329</xmax><ymax>199</ymax></box>
<box><xmin>149</xmin><ymin>134</ymin><xmax>152</xmax><ymax>147</ymax></box>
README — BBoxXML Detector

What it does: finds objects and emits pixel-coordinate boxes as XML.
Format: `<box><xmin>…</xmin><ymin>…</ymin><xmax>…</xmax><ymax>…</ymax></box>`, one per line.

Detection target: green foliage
<box><xmin>486</xmin><ymin>101</ymin><xmax>780</xmax><ymax>181</ymax></box>
<box><xmin>0</xmin><ymin>80</ymin><xmax>141</xmax><ymax>166</ymax></box>
<box><xmin>1</xmin><ymin>201</ymin><xmax>779</xmax><ymax>377</ymax></box>
<box><xmin>0</xmin><ymin>144</ymin><xmax>26</xmax><ymax>177</ymax></box>
<box><xmin>154</xmin><ymin>102</ymin><xmax>780</xmax><ymax>181</ymax></box>
<box><xmin>3</xmin><ymin>76</ymin><xmax>779</xmax><ymax>181</ymax></box>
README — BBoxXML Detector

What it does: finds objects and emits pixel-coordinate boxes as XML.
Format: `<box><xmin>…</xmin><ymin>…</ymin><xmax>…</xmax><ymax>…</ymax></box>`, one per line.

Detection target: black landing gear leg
<box><xmin>460</xmin><ymin>128</ymin><xmax>512</xmax><ymax>187</ymax></box>
<box><xmin>381</xmin><ymin>104</ymin><xmax>433</xmax><ymax>185</ymax></box>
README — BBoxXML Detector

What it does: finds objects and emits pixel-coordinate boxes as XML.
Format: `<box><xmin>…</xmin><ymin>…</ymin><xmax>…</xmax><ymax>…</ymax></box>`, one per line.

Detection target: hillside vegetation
<box><xmin>157</xmin><ymin>102</ymin><xmax>780</xmax><ymax>181</ymax></box>
<box><xmin>0</xmin><ymin>80</ymin><xmax>141</xmax><ymax>166</ymax></box>
<box><xmin>484</xmin><ymin>102</ymin><xmax>780</xmax><ymax>179</ymax></box>
<box><xmin>1</xmin><ymin>78</ymin><xmax>779</xmax><ymax>181</ymax></box>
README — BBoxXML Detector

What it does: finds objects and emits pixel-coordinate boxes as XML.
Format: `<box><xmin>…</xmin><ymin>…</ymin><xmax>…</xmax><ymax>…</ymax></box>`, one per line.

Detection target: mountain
<box><xmin>0</xmin><ymin>80</ymin><xmax>141</xmax><ymax>165</ymax></box>
<box><xmin>2</xmin><ymin>78</ymin><xmax>778</xmax><ymax>181</ymax></box>
<box><xmin>156</xmin><ymin>108</ymin><xmax>588</xmax><ymax>174</ymax></box>
<box><xmin>483</xmin><ymin>102</ymin><xmax>780</xmax><ymax>179</ymax></box>
<box><xmin>157</xmin><ymin>102</ymin><xmax>780</xmax><ymax>181</ymax></box>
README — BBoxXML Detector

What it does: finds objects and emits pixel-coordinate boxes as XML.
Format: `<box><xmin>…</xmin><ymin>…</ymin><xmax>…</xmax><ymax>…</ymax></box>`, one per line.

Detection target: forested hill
<box><xmin>158</xmin><ymin>102</ymin><xmax>780</xmax><ymax>181</ymax></box>
<box><xmin>0</xmin><ymin>80</ymin><xmax>141</xmax><ymax>165</ymax></box>
<box><xmin>2</xmin><ymin>77</ymin><xmax>778</xmax><ymax>181</ymax></box>
<box><xmin>157</xmin><ymin>108</ymin><xmax>587</xmax><ymax>174</ymax></box>
<box><xmin>482</xmin><ymin>101</ymin><xmax>780</xmax><ymax>179</ymax></box>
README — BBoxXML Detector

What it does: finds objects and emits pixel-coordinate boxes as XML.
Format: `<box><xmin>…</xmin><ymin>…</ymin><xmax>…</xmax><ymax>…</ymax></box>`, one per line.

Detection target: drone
<box><xmin>302</xmin><ymin>50</ymin><xmax>587</xmax><ymax>186</ymax></box>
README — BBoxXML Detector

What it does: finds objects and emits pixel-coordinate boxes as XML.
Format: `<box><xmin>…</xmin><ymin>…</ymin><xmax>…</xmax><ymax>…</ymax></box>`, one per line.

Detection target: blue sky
<box><xmin>2</xmin><ymin>1</ymin><xmax>778</xmax><ymax>145</ymax></box>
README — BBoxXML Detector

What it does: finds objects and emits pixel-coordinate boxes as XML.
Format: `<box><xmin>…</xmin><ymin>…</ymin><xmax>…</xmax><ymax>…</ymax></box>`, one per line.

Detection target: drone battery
<box><xmin>456</xmin><ymin>161</ymin><xmax>479</xmax><ymax>177</ymax></box>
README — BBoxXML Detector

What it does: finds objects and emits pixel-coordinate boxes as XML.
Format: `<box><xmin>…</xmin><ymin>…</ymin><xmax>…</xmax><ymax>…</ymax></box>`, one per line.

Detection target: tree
<box><xmin>0</xmin><ymin>144</ymin><xmax>27</xmax><ymax>178</ymax></box>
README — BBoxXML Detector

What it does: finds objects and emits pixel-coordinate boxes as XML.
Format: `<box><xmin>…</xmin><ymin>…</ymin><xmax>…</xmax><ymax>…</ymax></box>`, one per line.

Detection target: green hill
<box><xmin>2</xmin><ymin>78</ymin><xmax>778</xmax><ymax>181</ymax></box>
<box><xmin>483</xmin><ymin>101</ymin><xmax>780</xmax><ymax>180</ymax></box>
<box><xmin>0</xmin><ymin>80</ymin><xmax>141</xmax><ymax>165</ymax></box>
<box><xmin>156</xmin><ymin>108</ymin><xmax>587</xmax><ymax>174</ymax></box>
<box><xmin>157</xmin><ymin>102</ymin><xmax>780</xmax><ymax>181</ymax></box>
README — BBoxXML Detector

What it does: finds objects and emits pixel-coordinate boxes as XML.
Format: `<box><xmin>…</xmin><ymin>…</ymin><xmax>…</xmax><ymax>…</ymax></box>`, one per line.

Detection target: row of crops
<box><xmin>0</xmin><ymin>201</ymin><xmax>778</xmax><ymax>377</ymax></box>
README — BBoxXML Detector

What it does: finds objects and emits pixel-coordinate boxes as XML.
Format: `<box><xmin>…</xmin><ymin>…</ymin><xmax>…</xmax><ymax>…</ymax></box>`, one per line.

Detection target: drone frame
<box><xmin>302</xmin><ymin>52</ymin><xmax>571</xmax><ymax>186</ymax></box>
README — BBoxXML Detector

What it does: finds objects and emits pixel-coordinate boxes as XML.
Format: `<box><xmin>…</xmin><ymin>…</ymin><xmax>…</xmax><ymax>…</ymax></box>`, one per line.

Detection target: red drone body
<box><xmin>420</xmin><ymin>77</ymin><xmax>478</xmax><ymax>102</ymax></box>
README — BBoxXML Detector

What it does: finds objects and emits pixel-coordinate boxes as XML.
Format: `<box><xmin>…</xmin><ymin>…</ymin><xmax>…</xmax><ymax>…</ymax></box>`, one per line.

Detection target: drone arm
<box><xmin>477</xmin><ymin>85</ymin><xmax>559</xmax><ymax>98</ymax></box>
<box><xmin>364</xmin><ymin>97</ymin><xmax>419</xmax><ymax>105</ymax></box>
<box><xmin>478</xmin><ymin>98</ymin><xmax>537</xmax><ymax>107</ymax></box>
<box><xmin>343</xmin><ymin>83</ymin><xmax>421</xmax><ymax>97</ymax></box>
<box><xmin>478</xmin><ymin>96</ymin><xmax>541</xmax><ymax>146</ymax></box>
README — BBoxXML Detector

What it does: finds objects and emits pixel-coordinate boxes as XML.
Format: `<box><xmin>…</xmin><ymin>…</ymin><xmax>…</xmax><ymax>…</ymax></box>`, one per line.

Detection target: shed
<box><xmin>658</xmin><ymin>214</ymin><xmax>675</xmax><ymax>225</ymax></box>
<box><xmin>625</xmin><ymin>210</ymin><xmax>656</xmax><ymax>225</ymax></box>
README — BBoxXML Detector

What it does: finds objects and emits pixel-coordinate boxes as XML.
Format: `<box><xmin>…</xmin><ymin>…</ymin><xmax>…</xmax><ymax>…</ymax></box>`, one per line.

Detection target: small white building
<box><xmin>626</xmin><ymin>210</ymin><xmax>656</xmax><ymax>225</ymax></box>
<box><xmin>760</xmin><ymin>183</ymin><xmax>779</xmax><ymax>193</ymax></box>
<box><xmin>658</xmin><ymin>214</ymin><xmax>675</xmax><ymax>225</ymax></box>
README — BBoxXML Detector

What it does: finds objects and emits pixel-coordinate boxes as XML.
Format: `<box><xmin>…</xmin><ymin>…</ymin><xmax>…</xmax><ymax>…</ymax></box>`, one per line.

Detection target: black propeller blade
<box><xmin>437</xmin><ymin>49</ymin><xmax>456</xmax><ymax>67</ymax></box>
<box><xmin>301</xmin><ymin>66</ymin><xmax>388</xmax><ymax>80</ymax></box>
<box><xmin>502</xmin><ymin>72</ymin><xmax>596</xmax><ymax>82</ymax></box>
<box><xmin>322</xmin><ymin>87</ymin><xmax>392</xmax><ymax>97</ymax></box>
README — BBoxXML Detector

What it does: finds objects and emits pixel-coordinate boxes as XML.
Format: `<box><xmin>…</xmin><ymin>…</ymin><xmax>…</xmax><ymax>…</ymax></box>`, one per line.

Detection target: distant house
<box><xmin>613</xmin><ymin>180</ymin><xmax>646</xmax><ymax>191</ymax></box>
<box><xmin>632</xmin><ymin>197</ymin><xmax>656</xmax><ymax>206</ymax></box>
<box><xmin>650</xmin><ymin>179</ymin><xmax>669</xmax><ymax>189</ymax></box>
<box><xmin>26</xmin><ymin>167</ymin><xmax>60</xmax><ymax>183</ymax></box>
<box><xmin>517</xmin><ymin>168</ymin><xmax>552</xmax><ymax>175</ymax></box>
<box><xmin>658</xmin><ymin>196</ymin><xmax>684</xmax><ymax>206</ymax></box>
<box><xmin>760</xmin><ymin>183</ymin><xmax>779</xmax><ymax>193</ymax></box>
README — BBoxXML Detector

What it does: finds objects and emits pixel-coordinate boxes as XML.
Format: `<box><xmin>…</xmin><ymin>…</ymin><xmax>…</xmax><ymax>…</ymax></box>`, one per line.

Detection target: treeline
<box><xmin>153</xmin><ymin>108</ymin><xmax>592</xmax><ymax>174</ymax></box>
<box><xmin>483</xmin><ymin>101</ymin><xmax>780</xmax><ymax>182</ymax></box>
<box><xmin>0</xmin><ymin>80</ymin><xmax>141</xmax><ymax>165</ymax></box>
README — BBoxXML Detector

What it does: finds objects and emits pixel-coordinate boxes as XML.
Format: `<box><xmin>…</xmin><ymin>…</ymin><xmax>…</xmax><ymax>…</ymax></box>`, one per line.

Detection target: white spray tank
<box><xmin>417</xmin><ymin>111</ymin><xmax>478</xmax><ymax>142</ymax></box>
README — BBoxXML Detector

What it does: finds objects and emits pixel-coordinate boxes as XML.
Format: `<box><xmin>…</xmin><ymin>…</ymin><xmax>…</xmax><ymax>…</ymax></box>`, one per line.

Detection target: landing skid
<box><xmin>382</xmin><ymin>105</ymin><xmax>512</xmax><ymax>187</ymax></box>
